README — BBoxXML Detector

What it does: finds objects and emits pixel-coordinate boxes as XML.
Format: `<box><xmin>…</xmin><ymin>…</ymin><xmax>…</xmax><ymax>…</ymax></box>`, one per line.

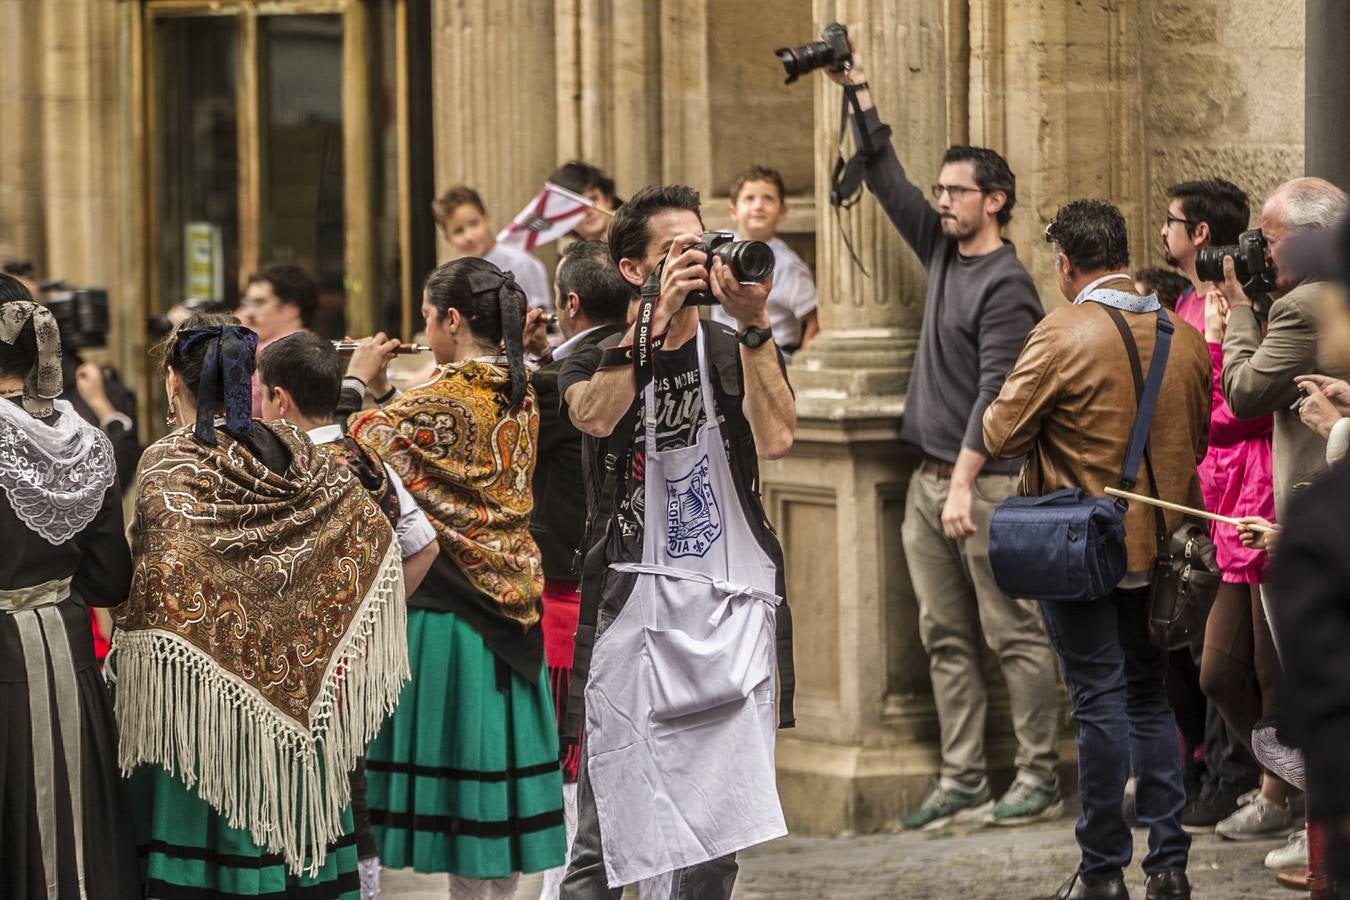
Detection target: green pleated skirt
<box><xmin>126</xmin><ymin>764</ymin><xmax>359</xmax><ymax>900</ymax></box>
<box><xmin>365</xmin><ymin>608</ymin><xmax>565</xmax><ymax>878</ymax></box>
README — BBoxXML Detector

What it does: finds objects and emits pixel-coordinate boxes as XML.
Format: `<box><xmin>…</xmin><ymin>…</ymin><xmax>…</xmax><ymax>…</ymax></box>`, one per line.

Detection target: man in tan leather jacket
<box><xmin>983</xmin><ymin>200</ymin><xmax>1210</xmax><ymax>900</ymax></box>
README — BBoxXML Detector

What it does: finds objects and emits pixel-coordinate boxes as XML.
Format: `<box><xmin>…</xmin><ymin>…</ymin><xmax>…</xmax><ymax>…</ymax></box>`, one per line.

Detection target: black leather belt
<box><xmin>919</xmin><ymin>458</ymin><xmax>955</xmax><ymax>479</ymax></box>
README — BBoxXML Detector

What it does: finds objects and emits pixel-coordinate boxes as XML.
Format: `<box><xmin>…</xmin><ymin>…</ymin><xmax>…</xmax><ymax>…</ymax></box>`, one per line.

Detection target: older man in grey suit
<box><xmin>1219</xmin><ymin>176</ymin><xmax>1348</xmax><ymax>515</ymax></box>
<box><xmin>1211</xmin><ymin>176</ymin><xmax>1347</xmax><ymax>845</ymax></box>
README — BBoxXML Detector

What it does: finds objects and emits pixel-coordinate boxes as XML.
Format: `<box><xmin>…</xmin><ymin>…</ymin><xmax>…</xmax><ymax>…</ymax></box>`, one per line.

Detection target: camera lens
<box><xmin>774</xmin><ymin>40</ymin><xmax>832</xmax><ymax>84</ymax></box>
<box><xmin>1194</xmin><ymin>245</ymin><xmax>1247</xmax><ymax>286</ymax></box>
<box><xmin>715</xmin><ymin>240</ymin><xmax>775</xmax><ymax>284</ymax></box>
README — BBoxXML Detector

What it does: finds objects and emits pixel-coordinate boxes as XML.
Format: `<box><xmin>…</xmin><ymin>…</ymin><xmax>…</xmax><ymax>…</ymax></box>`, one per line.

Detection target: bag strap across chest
<box><xmin>1100</xmin><ymin>304</ymin><xmax>1174</xmax><ymax>560</ymax></box>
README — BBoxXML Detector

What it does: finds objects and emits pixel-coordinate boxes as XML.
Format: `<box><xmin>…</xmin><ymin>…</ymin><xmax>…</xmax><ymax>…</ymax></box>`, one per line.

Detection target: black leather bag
<box><xmin>1147</xmin><ymin>523</ymin><xmax>1221</xmax><ymax>651</ymax></box>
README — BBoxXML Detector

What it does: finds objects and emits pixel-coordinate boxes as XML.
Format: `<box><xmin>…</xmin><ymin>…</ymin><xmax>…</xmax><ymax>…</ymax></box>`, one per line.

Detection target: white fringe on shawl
<box><xmin>112</xmin><ymin>538</ymin><xmax>408</xmax><ymax>877</ymax></box>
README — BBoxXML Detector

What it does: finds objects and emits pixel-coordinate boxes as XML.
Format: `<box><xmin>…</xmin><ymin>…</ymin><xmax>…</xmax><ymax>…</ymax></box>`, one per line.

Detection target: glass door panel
<box><xmin>153</xmin><ymin>15</ymin><xmax>239</xmax><ymax>313</ymax></box>
<box><xmin>259</xmin><ymin>13</ymin><xmax>345</xmax><ymax>337</ymax></box>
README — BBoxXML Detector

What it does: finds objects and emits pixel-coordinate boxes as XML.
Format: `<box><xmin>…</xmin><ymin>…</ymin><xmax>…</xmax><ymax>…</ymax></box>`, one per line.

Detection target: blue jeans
<box><xmin>1039</xmin><ymin>586</ymin><xmax>1190</xmax><ymax>882</ymax></box>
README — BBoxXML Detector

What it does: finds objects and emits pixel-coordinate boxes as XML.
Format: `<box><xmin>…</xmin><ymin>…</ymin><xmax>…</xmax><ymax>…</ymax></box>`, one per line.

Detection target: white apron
<box><xmin>583</xmin><ymin>327</ymin><xmax>787</xmax><ymax>888</ymax></box>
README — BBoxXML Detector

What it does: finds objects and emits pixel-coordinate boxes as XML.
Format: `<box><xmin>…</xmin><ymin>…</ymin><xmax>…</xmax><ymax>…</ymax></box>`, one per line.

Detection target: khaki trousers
<box><xmin>901</xmin><ymin>467</ymin><xmax>1061</xmax><ymax>785</ymax></box>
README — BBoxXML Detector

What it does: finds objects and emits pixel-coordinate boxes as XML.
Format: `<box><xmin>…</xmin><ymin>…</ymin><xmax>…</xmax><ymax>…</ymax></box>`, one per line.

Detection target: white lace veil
<box><xmin>0</xmin><ymin>398</ymin><xmax>115</xmax><ymax>544</ymax></box>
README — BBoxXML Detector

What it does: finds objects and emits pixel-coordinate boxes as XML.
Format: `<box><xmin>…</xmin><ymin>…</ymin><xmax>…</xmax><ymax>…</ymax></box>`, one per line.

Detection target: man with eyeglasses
<box><xmin>1158</xmin><ymin>179</ymin><xmax>1289</xmax><ymax>845</ymax></box>
<box><xmin>823</xmin><ymin>40</ymin><xmax>1061</xmax><ymax>831</ymax></box>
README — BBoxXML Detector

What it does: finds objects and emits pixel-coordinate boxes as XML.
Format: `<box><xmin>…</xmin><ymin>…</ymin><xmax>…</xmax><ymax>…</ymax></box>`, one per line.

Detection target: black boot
<box><xmin>1041</xmin><ymin>871</ymin><xmax>1130</xmax><ymax>900</ymax></box>
<box><xmin>1144</xmin><ymin>870</ymin><xmax>1191</xmax><ymax>900</ymax></box>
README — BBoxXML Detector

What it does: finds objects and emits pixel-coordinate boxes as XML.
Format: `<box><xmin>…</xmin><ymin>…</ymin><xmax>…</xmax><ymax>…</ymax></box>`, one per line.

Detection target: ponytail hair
<box><xmin>424</xmin><ymin>257</ymin><xmax>529</xmax><ymax>407</ymax></box>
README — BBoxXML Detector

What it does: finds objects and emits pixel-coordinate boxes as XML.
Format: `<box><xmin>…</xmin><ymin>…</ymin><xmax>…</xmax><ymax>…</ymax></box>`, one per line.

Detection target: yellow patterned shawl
<box><xmin>349</xmin><ymin>360</ymin><xmax>542</xmax><ymax>628</ymax></box>
<box><xmin>113</xmin><ymin>420</ymin><xmax>407</xmax><ymax>875</ymax></box>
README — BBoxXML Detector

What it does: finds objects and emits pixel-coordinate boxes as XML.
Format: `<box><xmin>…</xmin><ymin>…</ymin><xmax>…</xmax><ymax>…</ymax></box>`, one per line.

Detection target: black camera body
<box><xmin>644</xmin><ymin>232</ymin><xmax>776</xmax><ymax>307</ymax></box>
<box><xmin>40</xmin><ymin>283</ymin><xmax>110</xmax><ymax>350</ymax></box>
<box><xmin>1195</xmin><ymin>228</ymin><xmax>1279</xmax><ymax>296</ymax></box>
<box><xmin>776</xmin><ymin>22</ymin><xmax>851</xmax><ymax>85</ymax></box>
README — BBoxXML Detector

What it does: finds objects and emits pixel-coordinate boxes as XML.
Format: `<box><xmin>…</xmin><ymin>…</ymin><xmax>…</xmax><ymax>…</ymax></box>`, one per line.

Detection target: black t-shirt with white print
<box><xmin>559</xmin><ymin>334</ymin><xmax>744</xmax><ymax>613</ymax></box>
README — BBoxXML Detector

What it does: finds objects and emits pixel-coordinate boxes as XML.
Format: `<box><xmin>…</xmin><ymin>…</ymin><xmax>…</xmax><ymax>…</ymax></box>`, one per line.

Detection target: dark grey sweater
<box><xmin>854</xmin><ymin>107</ymin><xmax>1043</xmax><ymax>474</ymax></box>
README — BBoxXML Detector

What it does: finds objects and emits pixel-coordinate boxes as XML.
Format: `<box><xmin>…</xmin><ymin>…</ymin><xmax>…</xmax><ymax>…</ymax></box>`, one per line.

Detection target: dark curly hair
<box><xmin>607</xmin><ymin>184</ymin><xmax>702</xmax><ymax>268</ymax></box>
<box><xmin>943</xmin><ymin>145</ymin><xmax>1017</xmax><ymax>226</ymax></box>
<box><xmin>1045</xmin><ymin>199</ymin><xmax>1130</xmax><ymax>272</ymax></box>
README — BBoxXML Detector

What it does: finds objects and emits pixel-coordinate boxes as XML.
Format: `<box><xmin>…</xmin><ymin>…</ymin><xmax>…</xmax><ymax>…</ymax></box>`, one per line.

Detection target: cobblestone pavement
<box><xmin>381</xmin><ymin>814</ymin><xmax>1298</xmax><ymax>899</ymax></box>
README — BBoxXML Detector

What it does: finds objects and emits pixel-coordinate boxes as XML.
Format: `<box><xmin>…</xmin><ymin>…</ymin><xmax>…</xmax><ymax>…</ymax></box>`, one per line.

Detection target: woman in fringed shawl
<box><xmin>349</xmin><ymin>258</ymin><xmax>565</xmax><ymax>898</ymax></box>
<box><xmin>112</xmin><ymin>312</ymin><xmax>409</xmax><ymax>900</ymax></box>
<box><xmin>0</xmin><ymin>275</ymin><xmax>139</xmax><ymax>900</ymax></box>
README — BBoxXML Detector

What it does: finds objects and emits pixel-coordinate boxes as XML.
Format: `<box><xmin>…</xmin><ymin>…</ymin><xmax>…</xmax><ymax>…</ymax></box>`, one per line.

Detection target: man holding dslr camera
<box><xmin>816</xmin><ymin>31</ymin><xmax>1062</xmax><ymax>831</ymax></box>
<box><xmin>557</xmin><ymin>185</ymin><xmax>796</xmax><ymax>898</ymax></box>
<box><xmin>1216</xmin><ymin>177</ymin><xmax>1348</xmax><ymax>518</ymax></box>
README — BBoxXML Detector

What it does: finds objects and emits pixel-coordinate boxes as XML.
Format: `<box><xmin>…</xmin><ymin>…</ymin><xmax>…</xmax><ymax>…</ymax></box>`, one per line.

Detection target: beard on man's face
<box><xmin>940</xmin><ymin>213</ymin><xmax>979</xmax><ymax>242</ymax></box>
<box><xmin>1161</xmin><ymin>236</ymin><xmax>1180</xmax><ymax>268</ymax></box>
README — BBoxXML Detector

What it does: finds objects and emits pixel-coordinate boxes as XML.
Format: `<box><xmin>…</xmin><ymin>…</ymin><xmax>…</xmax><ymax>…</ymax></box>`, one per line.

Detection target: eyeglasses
<box><xmin>931</xmin><ymin>184</ymin><xmax>985</xmax><ymax>201</ymax></box>
<box><xmin>1164</xmin><ymin>214</ymin><xmax>1197</xmax><ymax>228</ymax></box>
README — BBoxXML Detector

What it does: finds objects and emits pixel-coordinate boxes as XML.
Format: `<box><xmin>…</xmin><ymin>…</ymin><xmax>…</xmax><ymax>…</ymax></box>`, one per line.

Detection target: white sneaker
<box><xmin>1215</xmin><ymin>792</ymin><xmax>1296</xmax><ymax>842</ymax></box>
<box><xmin>1265</xmin><ymin>829</ymin><xmax>1309</xmax><ymax>870</ymax></box>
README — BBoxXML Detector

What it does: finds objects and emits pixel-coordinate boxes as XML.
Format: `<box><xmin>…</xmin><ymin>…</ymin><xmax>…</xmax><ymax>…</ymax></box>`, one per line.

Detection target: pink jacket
<box><xmin>1175</xmin><ymin>289</ymin><xmax>1274</xmax><ymax>583</ymax></box>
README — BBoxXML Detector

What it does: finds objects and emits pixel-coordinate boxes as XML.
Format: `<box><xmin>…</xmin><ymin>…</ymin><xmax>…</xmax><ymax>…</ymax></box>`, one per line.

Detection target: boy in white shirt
<box><xmin>432</xmin><ymin>184</ymin><xmax>552</xmax><ymax>311</ymax></box>
<box><xmin>712</xmin><ymin>165</ymin><xmax>819</xmax><ymax>354</ymax></box>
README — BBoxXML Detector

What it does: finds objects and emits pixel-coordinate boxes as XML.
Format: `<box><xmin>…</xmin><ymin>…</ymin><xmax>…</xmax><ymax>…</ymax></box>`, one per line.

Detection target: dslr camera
<box><xmin>645</xmin><ymin>232</ymin><xmax>775</xmax><ymax>307</ymax></box>
<box><xmin>775</xmin><ymin>22</ymin><xmax>851</xmax><ymax>84</ymax></box>
<box><xmin>3</xmin><ymin>262</ymin><xmax>111</xmax><ymax>350</ymax></box>
<box><xmin>1195</xmin><ymin>228</ymin><xmax>1279</xmax><ymax>295</ymax></box>
<box><xmin>43</xmin><ymin>284</ymin><xmax>111</xmax><ymax>350</ymax></box>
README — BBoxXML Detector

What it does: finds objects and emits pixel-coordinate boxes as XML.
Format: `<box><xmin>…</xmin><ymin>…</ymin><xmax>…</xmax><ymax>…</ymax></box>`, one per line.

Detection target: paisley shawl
<box><xmin>348</xmin><ymin>359</ymin><xmax>542</xmax><ymax>629</ymax></box>
<box><xmin>112</xmin><ymin>419</ymin><xmax>407</xmax><ymax>875</ymax></box>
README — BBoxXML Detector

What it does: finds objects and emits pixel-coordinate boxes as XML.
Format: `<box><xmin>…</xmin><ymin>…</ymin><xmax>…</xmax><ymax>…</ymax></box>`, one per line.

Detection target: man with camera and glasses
<box><xmin>556</xmin><ymin>184</ymin><xmax>796</xmax><ymax>899</ymax></box>
<box><xmin>820</xmin><ymin>36</ymin><xmax>1062</xmax><ymax>832</ymax></box>
<box><xmin>1216</xmin><ymin>177</ymin><xmax>1349</xmax><ymax>521</ymax></box>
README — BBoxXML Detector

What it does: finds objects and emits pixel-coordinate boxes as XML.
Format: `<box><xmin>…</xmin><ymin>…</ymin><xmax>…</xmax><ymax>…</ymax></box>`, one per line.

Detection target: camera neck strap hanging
<box><xmin>830</xmin><ymin>82</ymin><xmax>887</xmax><ymax>276</ymax></box>
<box><xmin>633</xmin><ymin>276</ymin><xmax>661</xmax><ymax>391</ymax></box>
<box><xmin>595</xmin><ymin>271</ymin><xmax>667</xmax><ymax>388</ymax></box>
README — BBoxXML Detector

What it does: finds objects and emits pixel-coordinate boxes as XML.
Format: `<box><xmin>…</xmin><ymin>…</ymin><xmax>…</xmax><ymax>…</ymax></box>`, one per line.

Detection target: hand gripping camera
<box><xmin>1195</xmin><ymin>228</ymin><xmax>1279</xmax><ymax>295</ymax></box>
<box><xmin>643</xmin><ymin>232</ymin><xmax>775</xmax><ymax>307</ymax></box>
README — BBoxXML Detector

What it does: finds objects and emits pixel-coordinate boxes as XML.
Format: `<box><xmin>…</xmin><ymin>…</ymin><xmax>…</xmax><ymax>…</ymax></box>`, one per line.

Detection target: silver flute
<box><xmin>331</xmin><ymin>340</ymin><xmax>431</xmax><ymax>355</ymax></box>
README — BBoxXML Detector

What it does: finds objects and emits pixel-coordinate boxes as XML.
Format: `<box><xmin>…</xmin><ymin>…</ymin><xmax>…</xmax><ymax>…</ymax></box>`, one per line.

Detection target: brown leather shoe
<box><xmin>1275</xmin><ymin>867</ymin><xmax>1309</xmax><ymax>891</ymax></box>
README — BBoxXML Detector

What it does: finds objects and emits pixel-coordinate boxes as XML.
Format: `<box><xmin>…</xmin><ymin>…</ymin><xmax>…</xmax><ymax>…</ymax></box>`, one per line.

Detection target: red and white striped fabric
<box><xmin>495</xmin><ymin>181</ymin><xmax>594</xmax><ymax>250</ymax></box>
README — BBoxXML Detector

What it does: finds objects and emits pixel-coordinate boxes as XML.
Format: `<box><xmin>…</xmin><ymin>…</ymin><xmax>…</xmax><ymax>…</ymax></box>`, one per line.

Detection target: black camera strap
<box><xmin>633</xmin><ymin>278</ymin><xmax>659</xmax><ymax>391</ymax></box>
<box><xmin>830</xmin><ymin>83</ymin><xmax>886</xmax><ymax>276</ymax></box>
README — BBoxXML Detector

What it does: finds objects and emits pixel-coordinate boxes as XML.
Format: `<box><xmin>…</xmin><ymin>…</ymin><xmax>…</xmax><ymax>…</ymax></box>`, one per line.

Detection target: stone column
<box><xmin>38</xmin><ymin>0</ymin><xmax>122</xmax><ymax>292</ymax></box>
<box><xmin>0</xmin><ymin>0</ymin><xmax>47</xmax><ymax>268</ymax></box>
<box><xmin>969</xmin><ymin>0</ymin><xmax>1145</xmax><ymax>297</ymax></box>
<box><xmin>763</xmin><ymin>0</ymin><xmax>960</xmax><ymax>836</ymax></box>
<box><xmin>432</xmin><ymin>0</ymin><xmax>557</xmax><ymax>255</ymax></box>
<box><xmin>554</xmin><ymin>0</ymin><xmax>663</xmax><ymax>193</ymax></box>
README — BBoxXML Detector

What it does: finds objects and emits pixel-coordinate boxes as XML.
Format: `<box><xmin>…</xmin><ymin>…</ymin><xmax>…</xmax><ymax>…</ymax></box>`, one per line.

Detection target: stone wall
<box><xmin>1139</xmin><ymin>0</ymin><xmax>1306</xmax><ymax>266</ymax></box>
<box><xmin>0</xmin><ymin>0</ymin><xmax>124</xmax><ymax>291</ymax></box>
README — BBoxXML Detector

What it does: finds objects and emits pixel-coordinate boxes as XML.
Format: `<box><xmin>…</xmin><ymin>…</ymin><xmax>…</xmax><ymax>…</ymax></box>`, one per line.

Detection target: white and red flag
<box><xmin>496</xmin><ymin>181</ymin><xmax>593</xmax><ymax>250</ymax></box>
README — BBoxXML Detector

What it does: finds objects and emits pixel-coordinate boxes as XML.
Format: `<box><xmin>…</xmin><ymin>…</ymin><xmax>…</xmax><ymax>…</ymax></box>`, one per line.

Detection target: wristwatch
<box><xmin>737</xmin><ymin>325</ymin><xmax>774</xmax><ymax>349</ymax></box>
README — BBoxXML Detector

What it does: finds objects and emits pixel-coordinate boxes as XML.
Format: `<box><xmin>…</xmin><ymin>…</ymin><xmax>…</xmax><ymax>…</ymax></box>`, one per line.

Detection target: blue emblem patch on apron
<box><xmin>665</xmin><ymin>454</ymin><xmax>722</xmax><ymax>558</ymax></box>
